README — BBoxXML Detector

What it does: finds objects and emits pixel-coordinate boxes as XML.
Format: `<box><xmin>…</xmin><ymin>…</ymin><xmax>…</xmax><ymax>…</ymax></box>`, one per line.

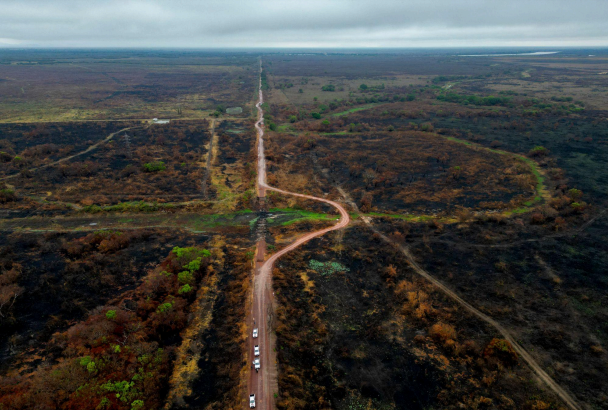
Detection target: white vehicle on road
<box><xmin>249</xmin><ymin>394</ymin><xmax>256</xmax><ymax>408</ymax></box>
<box><xmin>254</xmin><ymin>345</ymin><xmax>260</xmax><ymax>356</ymax></box>
<box><xmin>253</xmin><ymin>328</ymin><xmax>258</xmax><ymax>338</ymax></box>
<box><xmin>253</xmin><ymin>358</ymin><xmax>260</xmax><ymax>371</ymax></box>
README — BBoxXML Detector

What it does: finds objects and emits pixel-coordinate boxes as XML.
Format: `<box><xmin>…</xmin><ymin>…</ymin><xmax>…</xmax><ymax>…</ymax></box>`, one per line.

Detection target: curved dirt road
<box><xmin>245</xmin><ymin>61</ymin><xmax>580</xmax><ymax>410</ymax></box>
<box><xmin>246</xmin><ymin>63</ymin><xmax>350</xmax><ymax>410</ymax></box>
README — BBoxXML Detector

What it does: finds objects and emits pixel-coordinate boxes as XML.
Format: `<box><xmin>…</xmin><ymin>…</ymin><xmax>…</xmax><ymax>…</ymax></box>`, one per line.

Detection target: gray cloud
<box><xmin>0</xmin><ymin>0</ymin><xmax>607</xmax><ymax>47</ymax></box>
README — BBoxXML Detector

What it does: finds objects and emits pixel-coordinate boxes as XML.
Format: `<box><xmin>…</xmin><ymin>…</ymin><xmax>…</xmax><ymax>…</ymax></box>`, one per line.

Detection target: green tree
<box><xmin>359</xmin><ymin>84</ymin><xmax>368</xmax><ymax>91</ymax></box>
<box><xmin>311</xmin><ymin>112</ymin><xmax>321</xmax><ymax>119</ymax></box>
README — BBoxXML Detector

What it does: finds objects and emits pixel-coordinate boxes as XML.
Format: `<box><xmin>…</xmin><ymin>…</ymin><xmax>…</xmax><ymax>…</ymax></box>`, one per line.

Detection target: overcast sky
<box><xmin>1</xmin><ymin>0</ymin><xmax>607</xmax><ymax>48</ymax></box>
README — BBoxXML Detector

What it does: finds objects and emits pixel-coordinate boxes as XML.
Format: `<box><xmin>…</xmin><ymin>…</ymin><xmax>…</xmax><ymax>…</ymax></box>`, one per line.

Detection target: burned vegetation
<box><xmin>259</xmin><ymin>51</ymin><xmax>608</xmax><ymax>409</ymax></box>
<box><xmin>1</xmin><ymin>49</ymin><xmax>608</xmax><ymax>410</ymax></box>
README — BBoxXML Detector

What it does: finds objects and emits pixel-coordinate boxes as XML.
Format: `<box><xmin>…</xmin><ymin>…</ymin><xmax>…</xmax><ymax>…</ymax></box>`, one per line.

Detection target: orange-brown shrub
<box><xmin>483</xmin><ymin>338</ymin><xmax>518</xmax><ymax>366</ymax></box>
<box><xmin>429</xmin><ymin>322</ymin><xmax>457</xmax><ymax>343</ymax></box>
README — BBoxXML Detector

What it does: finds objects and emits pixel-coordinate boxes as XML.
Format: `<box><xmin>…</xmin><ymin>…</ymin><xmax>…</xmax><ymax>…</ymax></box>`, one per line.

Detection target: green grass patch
<box><xmin>280</xmin><ymin>212</ymin><xmax>335</xmax><ymax>226</ymax></box>
<box><xmin>442</xmin><ymin>135</ymin><xmax>546</xmax><ymax>202</ymax></box>
<box><xmin>331</xmin><ymin>104</ymin><xmax>379</xmax><ymax>117</ymax></box>
<box><xmin>323</xmin><ymin>131</ymin><xmax>349</xmax><ymax>135</ymax></box>
<box><xmin>309</xmin><ymin>259</ymin><xmax>350</xmax><ymax>276</ymax></box>
<box><xmin>81</xmin><ymin>201</ymin><xmax>175</xmax><ymax>213</ymax></box>
<box><xmin>276</xmin><ymin>123</ymin><xmax>296</xmax><ymax>132</ymax></box>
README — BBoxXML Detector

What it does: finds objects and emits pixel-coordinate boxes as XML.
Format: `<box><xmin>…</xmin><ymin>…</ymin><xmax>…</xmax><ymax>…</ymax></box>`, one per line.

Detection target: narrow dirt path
<box><xmin>245</xmin><ymin>61</ymin><xmax>350</xmax><ymax>410</ymax></box>
<box><xmin>330</xmin><ymin>182</ymin><xmax>583</xmax><ymax>410</ymax></box>
<box><xmin>201</xmin><ymin>119</ymin><xmax>216</xmax><ymax>199</ymax></box>
<box><xmin>0</xmin><ymin>127</ymin><xmax>135</xmax><ymax>181</ymax></box>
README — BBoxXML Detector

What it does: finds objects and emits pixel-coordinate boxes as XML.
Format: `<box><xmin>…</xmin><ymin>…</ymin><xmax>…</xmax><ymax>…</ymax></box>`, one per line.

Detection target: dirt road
<box><xmin>245</xmin><ymin>62</ymin><xmax>350</xmax><ymax>410</ymax></box>
<box><xmin>0</xmin><ymin>127</ymin><xmax>134</xmax><ymax>181</ymax></box>
<box><xmin>329</xmin><ymin>184</ymin><xmax>583</xmax><ymax>410</ymax></box>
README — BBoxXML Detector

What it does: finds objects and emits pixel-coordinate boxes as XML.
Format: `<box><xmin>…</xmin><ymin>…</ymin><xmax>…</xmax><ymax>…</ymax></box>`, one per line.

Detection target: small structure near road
<box><xmin>151</xmin><ymin>118</ymin><xmax>170</xmax><ymax>124</ymax></box>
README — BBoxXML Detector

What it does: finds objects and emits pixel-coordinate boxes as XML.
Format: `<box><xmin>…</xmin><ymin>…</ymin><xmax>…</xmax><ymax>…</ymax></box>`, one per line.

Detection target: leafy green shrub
<box><xmin>289</xmin><ymin>115</ymin><xmax>297</xmax><ymax>123</ymax></box>
<box><xmin>177</xmin><ymin>270</ymin><xmax>193</xmax><ymax>285</ymax></box>
<box><xmin>143</xmin><ymin>161</ymin><xmax>166</xmax><ymax>172</ymax></box>
<box><xmin>79</xmin><ymin>356</ymin><xmax>99</xmax><ymax>373</ymax></box>
<box><xmin>101</xmin><ymin>380</ymin><xmax>135</xmax><ymax>403</ymax></box>
<box><xmin>183</xmin><ymin>257</ymin><xmax>202</xmax><ymax>272</ymax></box>
<box><xmin>156</xmin><ymin>302</ymin><xmax>173</xmax><ymax>314</ymax></box>
<box><xmin>311</xmin><ymin>112</ymin><xmax>321</xmax><ymax>119</ymax></box>
<box><xmin>131</xmin><ymin>400</ymin><xmax>145</xmax><ymax>410</ymax></box>
<box><xmin>321</xmin><ymin>84</ymin><xmax>335</xmax><ymax>91</ymax></box>
<box><xmin>178</xmin><ymin>284</ymin><xmax>192</xmax><ymax>294</ymax></box>
<box><xmin>105</xmin><ymin>310</ymin><xmax>117</xmax><ymax>320</ymax></box>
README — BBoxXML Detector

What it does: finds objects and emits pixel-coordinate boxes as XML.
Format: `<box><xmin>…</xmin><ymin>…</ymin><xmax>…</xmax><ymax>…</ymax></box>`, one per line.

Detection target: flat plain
<box><xmin>1</xmin><ymin>49</ymin><xmax>607</xmax><ymax>410</ymax></box>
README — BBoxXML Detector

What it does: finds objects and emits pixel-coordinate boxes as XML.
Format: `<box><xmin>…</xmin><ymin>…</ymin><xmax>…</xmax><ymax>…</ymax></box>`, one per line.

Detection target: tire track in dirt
<box><xmin>201</xmin><ymin>119</ymin><xmax>216</xmax><ymax>199</ymax></box>
<box><xmin>245</xmin><ymin>60</ymin><xmax>350</xmax><ymax>410</ymax></box>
